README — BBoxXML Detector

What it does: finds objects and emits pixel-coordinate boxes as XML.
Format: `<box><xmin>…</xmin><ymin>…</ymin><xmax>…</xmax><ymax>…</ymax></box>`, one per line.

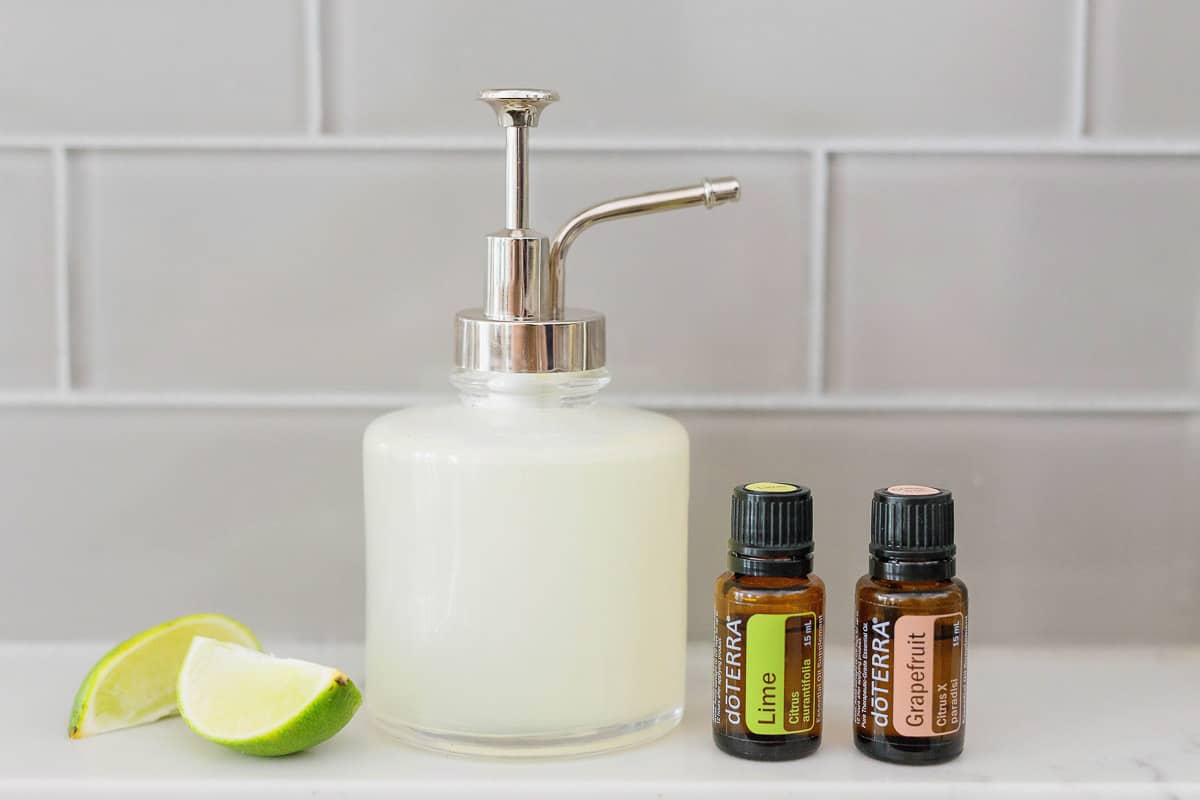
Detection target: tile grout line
<box><xmin>807</xmin><ymin>149</ymin><xmax>830</xmax><ymax>395</ymax></box>
<box><xmin>302</xmin><ymin>0</ymin><xmax>325</xmax><ymax>136</ymax></box>
<box><xmin>0</xmin><ymin>390</ymin><xmax>1194</xmax><ymax>414</ymax></box>
<box><xmin>50</xmin><ymin>144</ymin><xmax>71</xmax><ymax>392</ymax></box>
<box><xmin>1068</xmin><ymin>0</ymin><xmax>1092</xmax><ymax>138</ymax></box>
<box><xmin>2</xmin><ymin>135</ymin><xmax>1200</xmax><ymax>156</ymax></box>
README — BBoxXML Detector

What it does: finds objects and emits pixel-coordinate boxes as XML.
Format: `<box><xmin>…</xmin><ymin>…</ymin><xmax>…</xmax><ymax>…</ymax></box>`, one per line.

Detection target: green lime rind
<box><xmin>68</xmin><ymin>613</ymin><xmax>260</xmax><ymax>739</ymax></box>
<box><xmin>192</xmin><ymin>675</ymin><xmax>362</xmax><ymax>757</ymax></box>
<box><xmin>177</xmin><ymin>637</ymin><xmax>363</xmax><ymax>757</ymax></box>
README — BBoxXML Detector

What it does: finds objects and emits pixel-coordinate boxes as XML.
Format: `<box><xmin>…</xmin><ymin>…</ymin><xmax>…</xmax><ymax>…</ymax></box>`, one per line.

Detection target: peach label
<box><xmin>894</xmin><ymin>613</ymin><xmax>964</xmax><ymax>737</ymax></box>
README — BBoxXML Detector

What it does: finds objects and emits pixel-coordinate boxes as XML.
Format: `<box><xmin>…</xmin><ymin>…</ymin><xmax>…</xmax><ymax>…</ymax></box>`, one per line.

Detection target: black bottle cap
<box><xmin>728</xmin><ymin>482</ymin><xmax>813</xmax><ymax>577</ymax></box>
<box><xmin>870</xmin><ymin>485</ymin><xmax>956</xmax><ymax>580</ymax></box>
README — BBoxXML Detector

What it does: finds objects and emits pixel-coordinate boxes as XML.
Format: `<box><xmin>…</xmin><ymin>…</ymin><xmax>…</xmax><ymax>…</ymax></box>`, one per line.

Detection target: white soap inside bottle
<box><xmin>364</xmin><ymin>367</ymin><xmax>689</xmax><ymax>756</ymax></box>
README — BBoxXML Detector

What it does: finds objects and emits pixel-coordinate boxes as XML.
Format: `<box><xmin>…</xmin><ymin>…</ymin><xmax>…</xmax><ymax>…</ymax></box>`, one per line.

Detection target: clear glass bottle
<box><xmin>363</xmin><ymin>89</ymin><xmax>740</xmax><ymax>758</ymax></box>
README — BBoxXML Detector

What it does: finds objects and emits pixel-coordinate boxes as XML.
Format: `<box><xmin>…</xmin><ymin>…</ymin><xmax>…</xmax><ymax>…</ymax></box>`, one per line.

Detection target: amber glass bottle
<box><xmin>713</xmin><ymin>482</ymin><xmax>824</xmax><ymax>761</ymax></box>
<box><xmin>853</xmin><ymin>485</ymin><xmax>967</xmax><ymax>765</ymax></box>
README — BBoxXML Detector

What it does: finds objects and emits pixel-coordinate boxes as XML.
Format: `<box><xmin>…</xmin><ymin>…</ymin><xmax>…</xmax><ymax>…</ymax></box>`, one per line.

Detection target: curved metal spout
<box><xmin>548</xmin><ymin>177</ymin><xmax>740</xmax><ymax>318</ymax></box>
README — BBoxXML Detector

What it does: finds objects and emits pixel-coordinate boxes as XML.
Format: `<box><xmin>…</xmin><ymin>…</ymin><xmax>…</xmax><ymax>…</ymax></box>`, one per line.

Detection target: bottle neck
<box><xmin>729</xmin><ymin>550</ymin><xmax>813</xmax><ymax>578</ymax></box>
<box><xmin>450</xmin><ymin>368</ymin><xmax>610</xmax><ymax>408</ymax></box>
<box><xmin>869</xmin><ymin>555</ymin><xmax>956</xmax><ymax>581</ymax></box>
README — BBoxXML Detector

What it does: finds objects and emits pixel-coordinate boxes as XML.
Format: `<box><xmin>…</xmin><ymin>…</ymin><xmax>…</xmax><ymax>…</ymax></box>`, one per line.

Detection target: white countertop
<box><xmin>2</xmin><ymin>641</ymin><xmax>1197</xmax><ymax>798</ymax></box>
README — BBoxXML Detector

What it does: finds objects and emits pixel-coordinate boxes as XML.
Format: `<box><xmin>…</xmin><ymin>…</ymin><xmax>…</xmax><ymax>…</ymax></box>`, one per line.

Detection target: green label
<box><xmin>746</xmin><ymin>612</ymin><xmax>817</xmax><ymax>735</ymax></box>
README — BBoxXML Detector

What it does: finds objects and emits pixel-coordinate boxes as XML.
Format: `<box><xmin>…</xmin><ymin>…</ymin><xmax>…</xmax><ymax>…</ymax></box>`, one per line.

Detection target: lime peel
<box><xmin>177</xmin><ymin>637</ymin><xmax>362</xmax><ymax>757</ymax></box>
<box><xmin>69</xmin><ymin>613</ymin><xmax>260</xmax><ymax>739</ymax></box>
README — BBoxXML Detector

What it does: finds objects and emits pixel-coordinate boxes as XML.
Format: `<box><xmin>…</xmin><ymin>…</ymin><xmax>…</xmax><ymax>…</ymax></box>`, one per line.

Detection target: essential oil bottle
<box><xmin>713</xmin><ymin>482</ymin><xmax>824</xmax><ymax>761</ymax></box>
<box><xmin>853</xmin><ymin>485</ymin><xmax>967</xmax><ymax>765</ymax></box>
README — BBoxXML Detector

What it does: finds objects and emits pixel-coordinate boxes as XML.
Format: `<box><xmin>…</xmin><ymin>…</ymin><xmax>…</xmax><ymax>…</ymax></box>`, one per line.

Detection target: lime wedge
<box><xmin>177</xmin><ymin>636</ymin><xmax>361</xmax><ymax>757</ymax></box>
<box><xmin>69</xmin><ymin>613</ymin><xmax>259</xmax><ymax>739</ymax></box>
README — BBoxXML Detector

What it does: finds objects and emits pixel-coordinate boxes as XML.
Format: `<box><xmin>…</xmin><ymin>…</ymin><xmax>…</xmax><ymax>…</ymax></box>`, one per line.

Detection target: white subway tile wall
<box><xmin>325</xmin><ymin>0</ymin><xmax>1073</xmax><ymax>137</ymax></box>
<box><xmin>72</xmin><ymin>150</ymin><xmax>493</xmax><ymax>393</ymax></box>
<box><xmin>1090</xmin><ymin>0</ymin><xmax>1200</xmax><ymax>136</ymax></box>
<box><xmin>0</xmin><ymin>150</ymin><xmax>55</xmax><ymax>387</ymax></box>
<box><xmin>0</xmin><ymin>0</ymin><xmax>306</xmax><ymax>134</ymax></box>
<box><xmin>3</xmin><ymin>409</ymin><xmax>1195</xmax><ymax>644</ymax></box>
<box><xmin>0</xmin><ymin>0</ymin><xmax>1195</xmax><ymax>642</ymax></box>
<box><xmin>827</xmin><ymin>155</ymin><xmax>1200</xmax><ymax>394</ymax></box>
<box><xmin>72</xmin><ymin>150</ymin><xmax>808</xmax><ymax>393</ymax></box>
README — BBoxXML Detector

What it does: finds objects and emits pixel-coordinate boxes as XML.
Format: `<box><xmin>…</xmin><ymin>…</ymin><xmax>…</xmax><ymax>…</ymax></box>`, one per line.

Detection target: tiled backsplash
<box><xmin>0</xmin><ymin>0</ymin><xmax>1195</xmax><ymax>643</ymax></box>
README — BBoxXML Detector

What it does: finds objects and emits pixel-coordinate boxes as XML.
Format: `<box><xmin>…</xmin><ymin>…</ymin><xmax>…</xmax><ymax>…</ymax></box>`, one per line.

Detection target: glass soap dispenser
<box><xmin>364</xmin><ymin>89</ymin><xmax>741</xmax><ymax>758</ymax></box>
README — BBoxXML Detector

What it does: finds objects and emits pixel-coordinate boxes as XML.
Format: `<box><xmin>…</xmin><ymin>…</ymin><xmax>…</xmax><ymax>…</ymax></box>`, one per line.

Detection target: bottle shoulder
<box><xmin>605</xmin><ymin>404</ymin><xmax>688</xmax><ymax>433</ymax></box>
<box><xmin>716</xmin><ymin>571</ymin><xmax>825</xmax><ymax>606</ymax></box>
<box><xmin>364</xmin><ymin>402</ymin><xmax>688</xmax><ymax>458</ymax></box>
<box><xmin>363</xmin><ymin>404</ymin><xmax>452</xmax><ymax>444</ymax></box>
<box><xmin>855</xmin><ymin>574</ymin><xmax>967</xmax><ymax>610</ymax></box>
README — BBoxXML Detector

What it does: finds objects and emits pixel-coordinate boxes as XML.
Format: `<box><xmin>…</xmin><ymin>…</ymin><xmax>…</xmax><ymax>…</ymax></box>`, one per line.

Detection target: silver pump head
<box><xmin>455</xmin><ymin>88</ymin><xmax>742</xmax><ymax>373</ymax></box>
